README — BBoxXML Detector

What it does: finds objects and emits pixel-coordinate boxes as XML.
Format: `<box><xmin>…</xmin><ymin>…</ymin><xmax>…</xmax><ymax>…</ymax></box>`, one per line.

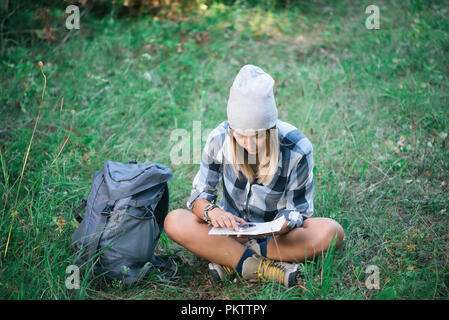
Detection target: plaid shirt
<box><xmin>186</xmin><ymin>119</ymin><xmax>314</xmax><ymax>228</ymax></box>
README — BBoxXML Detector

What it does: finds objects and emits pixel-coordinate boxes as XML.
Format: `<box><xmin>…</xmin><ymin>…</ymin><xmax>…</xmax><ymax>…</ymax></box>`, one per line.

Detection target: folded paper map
<box><xmin>208</xmin><ymin>215</ymin><xmax>286</xmax><ymax>236</ymax></box>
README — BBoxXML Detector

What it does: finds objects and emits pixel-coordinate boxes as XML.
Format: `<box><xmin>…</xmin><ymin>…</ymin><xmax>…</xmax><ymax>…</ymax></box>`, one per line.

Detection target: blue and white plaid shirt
<box><xmin>186</xmin><ymin>119</ymin><xmax>314</xmax><ymax>228</ymax></box>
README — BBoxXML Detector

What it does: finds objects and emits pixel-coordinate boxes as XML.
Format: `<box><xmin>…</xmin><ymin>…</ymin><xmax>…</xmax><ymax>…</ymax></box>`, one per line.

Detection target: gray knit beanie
<box><xmin>227</xmin><ymin>64</ymin><xmax>278</xmax><ymax>132</ymax></box>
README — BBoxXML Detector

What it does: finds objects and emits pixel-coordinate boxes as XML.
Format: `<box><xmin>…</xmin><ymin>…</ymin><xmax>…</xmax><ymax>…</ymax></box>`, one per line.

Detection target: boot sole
<box><xmin>209</xmin><ymin>269</ymin><xmax>222</xmax><ymax>282</ymax></box>
<box><xmin>287</xmin><ymin>270</ymin><xmax>299</xmax><ymax>287</ymax></box>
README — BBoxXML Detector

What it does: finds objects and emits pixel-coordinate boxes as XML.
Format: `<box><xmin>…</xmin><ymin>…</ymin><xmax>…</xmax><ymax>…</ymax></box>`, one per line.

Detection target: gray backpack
<box><xmin>71</xmin><ymin>160</ymin><xmax>177</xmax><ymax>284</ymax></box>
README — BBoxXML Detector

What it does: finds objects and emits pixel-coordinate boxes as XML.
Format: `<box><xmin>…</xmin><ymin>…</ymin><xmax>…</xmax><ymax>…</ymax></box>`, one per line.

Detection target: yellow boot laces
<box><xmin>256</xmin><ymin>258</ymin><xmax>285</xmax><ymax>283</ymax></box>
<box><xmin>223</xmin><ymin>265</ymin><xmax>236</xmax><ymax>275</ymax></box>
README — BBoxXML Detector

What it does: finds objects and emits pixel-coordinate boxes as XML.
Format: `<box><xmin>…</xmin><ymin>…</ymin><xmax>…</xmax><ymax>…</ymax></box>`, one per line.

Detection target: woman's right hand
<box><xmin>208</xmin><ymin>207</ymin><xmax>247</xmax><ymax>231</ymax></box>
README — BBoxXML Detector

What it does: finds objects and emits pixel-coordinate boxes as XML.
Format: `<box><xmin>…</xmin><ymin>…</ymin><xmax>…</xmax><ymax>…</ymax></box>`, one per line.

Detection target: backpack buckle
<box><xmin>101</xmin><ymin>200</ymin><xmax>116</xmax><ymax>216</ymax></box>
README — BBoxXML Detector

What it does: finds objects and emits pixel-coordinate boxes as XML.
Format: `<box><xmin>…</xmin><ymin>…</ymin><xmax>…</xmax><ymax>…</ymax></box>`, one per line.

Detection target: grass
<box><xmin>0</xmin><ymin>0</ymin><xmax>448</xmax><ymax>299</ymax></box>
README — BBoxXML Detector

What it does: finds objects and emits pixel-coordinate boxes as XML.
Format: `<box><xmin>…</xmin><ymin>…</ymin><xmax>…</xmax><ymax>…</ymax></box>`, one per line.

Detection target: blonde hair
<box><xmin>229</xmin><ymin>126</ymin><xmax>279</xmax><ymax>185</ymax></box>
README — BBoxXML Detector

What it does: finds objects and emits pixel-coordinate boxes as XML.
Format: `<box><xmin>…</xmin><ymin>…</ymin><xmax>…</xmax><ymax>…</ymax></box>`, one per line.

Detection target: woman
<box><xmin>164</xmin><ymin>65</ymin><xmax>344</xmax><ymax>287</ymax></box>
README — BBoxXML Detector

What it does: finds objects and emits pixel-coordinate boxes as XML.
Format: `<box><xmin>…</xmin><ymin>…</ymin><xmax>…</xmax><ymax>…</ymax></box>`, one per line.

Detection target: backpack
<box><xmin>71</xmin><ymin>160</ymin><xmax>177</xmax><ymax>284</ymax></box>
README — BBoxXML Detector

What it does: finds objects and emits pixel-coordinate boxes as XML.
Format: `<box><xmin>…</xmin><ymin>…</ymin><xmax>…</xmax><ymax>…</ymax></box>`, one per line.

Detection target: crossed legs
<box><xmin>164</xmin><ymin>208</ymin><xmax>344</xmax><ymax>268</ymax></box>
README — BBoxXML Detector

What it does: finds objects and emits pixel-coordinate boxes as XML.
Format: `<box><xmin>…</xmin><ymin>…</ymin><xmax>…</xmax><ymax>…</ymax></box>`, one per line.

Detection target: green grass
<box><xmin>1</xmin><ymin>0</ymin><xmax>448</xmax><ymax>299</ymax></box>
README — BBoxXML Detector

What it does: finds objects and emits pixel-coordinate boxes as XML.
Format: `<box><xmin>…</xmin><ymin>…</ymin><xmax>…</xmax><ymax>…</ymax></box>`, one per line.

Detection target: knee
<box><xmin>164</xmin><ymin>208</ymin><xmax>189</xmax><ymax>240</ymax></box>
<box><xmin>324</xmin><ymin>219</ymin><xmax>344</xmax><ymax>250</ymax></box>
<box><xmin>314</xmin><ymin>218</ymin><xmax>345</xmax><ymax>252</ymax></box>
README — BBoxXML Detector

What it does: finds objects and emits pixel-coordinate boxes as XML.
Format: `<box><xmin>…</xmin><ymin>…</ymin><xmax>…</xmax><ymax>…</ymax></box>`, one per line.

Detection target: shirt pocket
<box><xmin>250</xmin><ymin>184</ymin><xmax>283</xmax><ymax>212</ymax></box>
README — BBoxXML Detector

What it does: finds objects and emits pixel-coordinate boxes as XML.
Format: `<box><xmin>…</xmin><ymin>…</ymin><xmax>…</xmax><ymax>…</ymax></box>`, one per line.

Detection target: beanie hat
<box><xmin>227</xmin><ymin>64</ymin><xmax>278</xmax><ymax>132</ymax></box>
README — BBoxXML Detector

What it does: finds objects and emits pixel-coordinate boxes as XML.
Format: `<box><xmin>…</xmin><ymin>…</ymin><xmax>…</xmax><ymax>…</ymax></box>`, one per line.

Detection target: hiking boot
<box><xmin>241</xmin><ymin>254</ymin><xmax>298</xmax><ymax>287</ymax></box>
<box><xmin>208</xmin><ymin>263</ymin><xmax>237</xmax><ymax>282</ymax></box>
<box><xmin>208</xmin><ymin>240</ymin><xmax>260</xmax><ymax>282</ymax></box>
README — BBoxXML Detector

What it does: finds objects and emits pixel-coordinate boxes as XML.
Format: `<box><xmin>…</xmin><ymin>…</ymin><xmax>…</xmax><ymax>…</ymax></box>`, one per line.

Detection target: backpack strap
<box><xmin>73</xmin><ymin>198</ymin><xmax>87</xmax><ymax>223</ymax></box>
<box><xmin>72</xmin><ymin>198</ymin><xmax>113</xmax><ymax>223</ymax></box>
<box><xmin>128</xmin><ymin>198</ymin><xmax>149</xmax><ymax>208</ymax></box>
<box><xmin>153</xmin><ymin>183</ymin><xmax>169</xmax><ymax>234</ymax></box>
<box><xmin>85</xmin><ymin>200</ymin><xmax>117</xmax><ymax>270</ymax></box>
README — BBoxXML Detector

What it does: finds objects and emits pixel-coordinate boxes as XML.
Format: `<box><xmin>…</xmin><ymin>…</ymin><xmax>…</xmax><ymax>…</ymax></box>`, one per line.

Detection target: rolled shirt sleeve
<box><xmin>274</xmin><ymin>146</ymin><xmax>314</xmax><ymax>228</ymax></box>
<box><xmin>186</xmin><ymin>130</ymin><xmax>223</xmax><ymax>210</ymax></box>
